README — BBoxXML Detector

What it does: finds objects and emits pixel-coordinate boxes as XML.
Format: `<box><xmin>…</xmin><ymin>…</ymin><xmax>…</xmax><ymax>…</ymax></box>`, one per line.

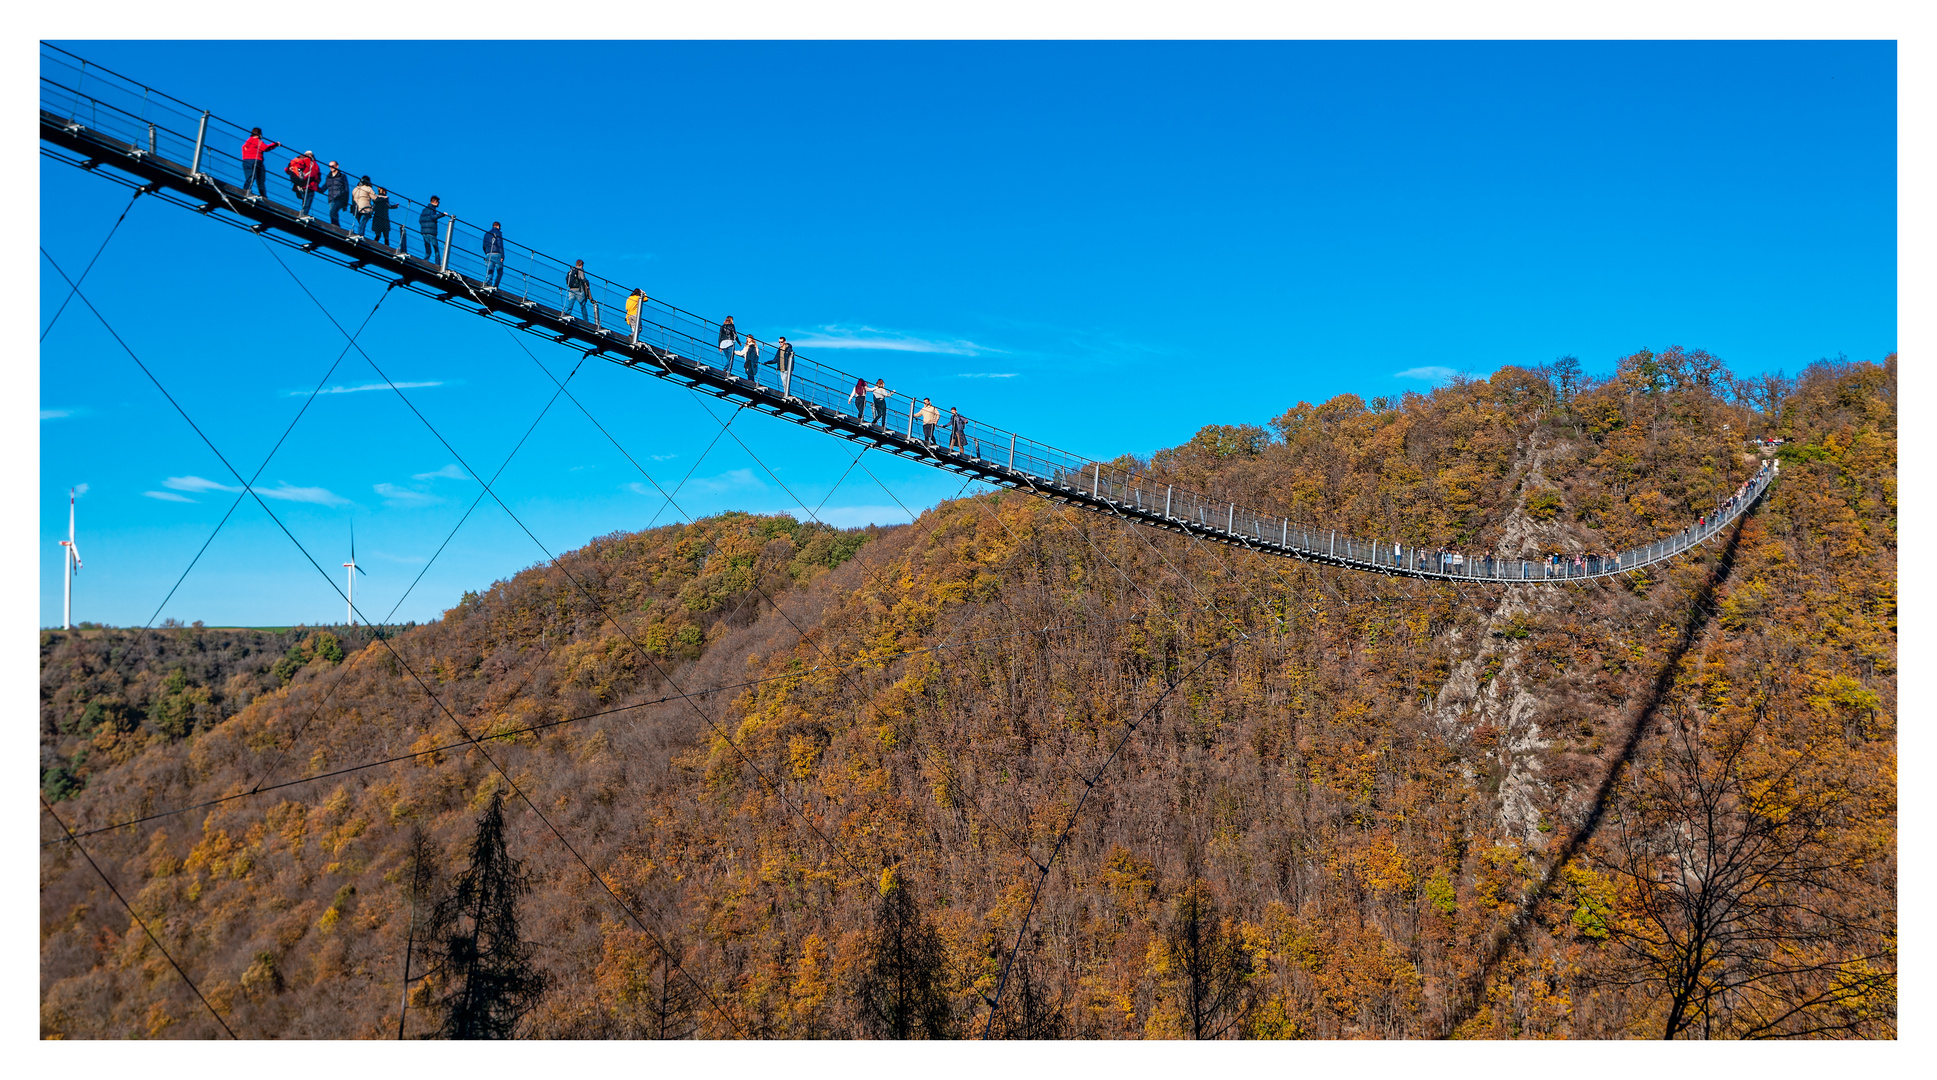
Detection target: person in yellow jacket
<box><xmin>625</xmin><ymin>288</ymin><xmax>647</xmax><ymax>338</ymax></box>
<box><xmin>918</xmin><ymin>398</ymin><xmax>941</xmax><ymax>446</ymax></box>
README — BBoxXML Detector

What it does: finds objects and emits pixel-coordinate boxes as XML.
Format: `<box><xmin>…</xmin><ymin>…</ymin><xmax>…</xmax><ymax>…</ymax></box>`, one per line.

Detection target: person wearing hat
<box><xmin>239</xmin><ymin>127</ymin><xmax>279</xmax><ymax>199</ymax></box>
<box><xmin>285</xmin><ymin>150</ymin><xmax>322</xmax><ymax>217</ymax></box>
<box><xmin>350</xmin><ymin>176</ymin><xmax>375</xmax><ymax>237</ymax></box>
<box><xmin>324</xmin><ymin>160</ymin><xmax>350</xmax><ymax>228</ymax></box>
<box><xmin>371</xmin><ymin>186</ymin><xmax>400</xmax><ymax>251</ymax></box>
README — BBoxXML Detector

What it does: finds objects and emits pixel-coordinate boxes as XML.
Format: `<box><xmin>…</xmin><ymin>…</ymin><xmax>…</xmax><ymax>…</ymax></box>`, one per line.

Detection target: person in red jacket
<box><xmin>241</xmin><ymin>127</ymin><xmax>280</xmax><ymax>199</ymax></box>
<box><xmin>285</xmin><ymin>150</ymin><xmax>322</xmax><ymax>217</ymax></box>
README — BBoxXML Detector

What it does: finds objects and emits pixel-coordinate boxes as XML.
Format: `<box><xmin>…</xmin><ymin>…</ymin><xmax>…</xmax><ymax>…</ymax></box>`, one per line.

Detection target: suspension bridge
<box><xmin>38</xmin><ymin>44</ymin><xmax>1773</xmax><ymax>589</ymax></box>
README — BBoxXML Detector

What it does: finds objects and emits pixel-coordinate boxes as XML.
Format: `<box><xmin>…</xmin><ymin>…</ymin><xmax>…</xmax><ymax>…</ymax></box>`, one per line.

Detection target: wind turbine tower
<box><xmin>58</xmin><ymin>487</ymin><xmax>83</xmax><ymax>630</ymax></box>
<box><xmin>343</xmin><ymin>524</ymin><xmax>367</xmax><ymax>626</ymax></box>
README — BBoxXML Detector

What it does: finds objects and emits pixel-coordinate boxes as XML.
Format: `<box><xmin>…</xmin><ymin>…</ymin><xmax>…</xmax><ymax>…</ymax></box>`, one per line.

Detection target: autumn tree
<box><xmin>426</xmin><ymin>793</ymin><xmax>547</xmax><ymax>1039</ymax></box>
<box><xmin>1595</xmin><ymin>710</ymin><xmax>1894</xmax><ymax>1038</ymax></box>
<box><xmin>1161</xmin><ymin>878</ymin><xmax>1255</xmax><ymax>1039</ymax></box>
<box><xmin>854</xmin><ymin>867</ymin><xmax>953</xmax><ymax>1039</ymax></box>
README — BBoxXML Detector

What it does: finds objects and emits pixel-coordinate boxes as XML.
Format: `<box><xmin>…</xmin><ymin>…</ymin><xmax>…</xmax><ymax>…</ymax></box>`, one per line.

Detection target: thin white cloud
<box><xmin>41</xmin><ymin>409</ymin><xmax>72</xmax><ymax>420</ymax></box>
<box><xmin>374</xmin><ymin>482</ymin><xmax>441</xmax><ymax>507</ymax></box>
<box><xmin>74</xmin><ymin>483</ymin><xmax>89</xmax><ymax>497</ymax></box>
<box><xmin>143</xmin><ymin>490</ymin><xmax>196</xmax><ymax>503</ymax></box>
<box><xmin>790</xmin><ymin>325</ymin><xmax>995</xmax><ymax>356</ymax></box>
<box><xmin>955</xmin><ymin>373</ymin><xmax>1019</xmax><ymax>378</ymax></box>
<box><xmin>412</xmin><ymin>464</ymin><xmax>468</xmax><ymax>481</ymax></box>
<box><xmin>648</xmin><ymin>453</ymin><xmax>677</xmax><ymax>462</ymax></box>
<box><xmin>165</xmin><ymin>474</ymin><xmax>348</xmax><ymax>506</ymax></box>
<box><xmin>165</xmin><ymin>475</ymin><xmax>241</xmax><ymax>494</ymax></box>
<box><xmin>689</xmin><ymin>468</ymin><xmax>761</xmax><ymax>495</ymax></box>
<box><xmin>1394</xmin><ymin>366</ymin><xmax>1458</xmax><ymax>381</ymax></box>
<box><xmin>260</xmin><ymin>482</ymin><xmax>350</xmax><ymax>506</ymax></box>
<box><xmin>624</xmin><ymin>481</ymin><xmax>659</xmax><ymax>497</ymax></box>
<box><xmin>299</xmin><ymin>380</ymin><xmax>444</xmax><ymax>396</ymax></box>
<box><xmin>816</xmin><ymin>505</ymin><xmax>913</xmax><ymax>528</ymax></box>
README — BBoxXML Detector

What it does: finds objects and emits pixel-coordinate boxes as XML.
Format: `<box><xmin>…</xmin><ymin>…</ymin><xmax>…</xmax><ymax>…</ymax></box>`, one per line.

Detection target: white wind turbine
<box><xmin>342</xmin><ymin>523</ymin><xmax>367</xmax><ymax>626</ymax></box>
<box><xmin>58</xmin><ymin>487</ymin><xmax>84</xmax><ymax>630</ymax></box>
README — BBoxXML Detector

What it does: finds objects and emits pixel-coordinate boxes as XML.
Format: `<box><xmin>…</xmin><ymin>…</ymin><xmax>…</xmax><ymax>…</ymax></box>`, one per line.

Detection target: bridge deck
<box><xmin>38</xmin><ymin>45</ymin><xmax>1774</xmax><ymax>585</ymax></box>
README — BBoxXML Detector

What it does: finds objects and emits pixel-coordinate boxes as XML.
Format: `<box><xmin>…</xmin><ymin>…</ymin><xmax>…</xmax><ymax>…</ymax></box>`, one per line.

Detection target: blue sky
<box><xmin>38</xmin><ymin>40</ymin><xmax>1896</xmax><ymax>628</ymax></box>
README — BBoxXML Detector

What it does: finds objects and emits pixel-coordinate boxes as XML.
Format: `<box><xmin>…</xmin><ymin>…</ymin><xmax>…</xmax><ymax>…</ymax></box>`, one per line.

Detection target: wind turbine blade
<box><xmin>69</xmin><ymin>543</ymin><xmax>83</xmax><ymax>571</ymax></box>
<box><xmin>355</xmin><ymin>563</ymin><xmax>368</xmax><ymax>576</ymax></box>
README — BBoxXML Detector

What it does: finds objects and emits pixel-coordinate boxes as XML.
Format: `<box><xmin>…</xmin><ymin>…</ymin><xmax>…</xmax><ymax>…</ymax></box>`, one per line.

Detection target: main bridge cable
<box><xmin>40</xmin><ymin>796</ymin><xmax>239</xmax><ymax>1039</ymax></box>
<box><xmin>41</xmin><ymin>250</ymin><xmax>749</xmax><ymax>1040</ymax></box>
<box><xmin>40</xmin><ymin>186</ymin><xmax>142</xmax><ymax>342</ymax></box>
<box><xmin>138</xmin><ymin>280</ymin><xmax>399</xmax><ymax>631</ymax></box>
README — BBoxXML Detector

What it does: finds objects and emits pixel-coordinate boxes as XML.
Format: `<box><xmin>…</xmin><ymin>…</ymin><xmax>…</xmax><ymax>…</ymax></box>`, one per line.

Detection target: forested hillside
<box><xmin>39</xmin><ymin>351</ymin><xmax>1895</xmax><ymax>1039</ymax></box>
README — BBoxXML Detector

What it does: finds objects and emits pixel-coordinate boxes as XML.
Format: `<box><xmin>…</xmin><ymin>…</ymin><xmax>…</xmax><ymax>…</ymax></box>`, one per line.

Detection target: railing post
<box><xmin>907</xmin><ymin>399</ymin><xmax>916</xmax><ymax>440</ymax></box>
<box><xmin>1008</xmin><ymin>433</ymin><xmax>1016</xmax><ymax>470</ymax></box>
<box><xmin>1227</xmin><ymin>504</ymin><xmax>1234</xmax><ymax>532</ymax></box>
<box><xmin>189</xmin><ymin>110</ymin><xmax>209</xmax><ymax>179</ymax></box>
<box><xmin>439</xmin><ymin>216</ymin><xmax>455</xmax><ymax>274</ymax></box>
<box><xmin>1330</xmin><ymin>531</ymin><xmax>1335</xmax><ymax>556</ymax></box>
<box><xmin>147</xmin><ymin>122</ymin><xmax>156</xmax><ymax>156</ymax></box>
<box><xmin>1165</xmin><ymin>486</ymin><xmax>1172</xmax><ymax>518</ymax></box>
<box><xmin>1282</xmin><ymin>519</ymin><xmax>1288</xmax><ymax>547</ymax></box>
<box><xmin>1092</xmin><ymin>463</ymin><xmax>1100</xmax><ymax>499</ymax></box>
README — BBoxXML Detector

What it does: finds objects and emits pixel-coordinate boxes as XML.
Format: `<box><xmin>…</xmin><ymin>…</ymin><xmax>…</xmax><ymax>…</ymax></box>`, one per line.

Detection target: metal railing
<box><xmin>38</xmin><ymin>43</ymin><xmax>1779</xmax><ymax>586</ymax></box>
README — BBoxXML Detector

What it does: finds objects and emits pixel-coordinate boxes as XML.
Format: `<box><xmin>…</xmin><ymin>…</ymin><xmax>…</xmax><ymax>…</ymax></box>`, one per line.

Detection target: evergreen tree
<box><xmin>427</xmin><ymin>792</ymin><xmax>546</xmax><ymax>1039</ymax></box>
<box><xmin>855</xmin><ymin>867</ymin><xmax>953</xmax><ymax>1039</ymax></box>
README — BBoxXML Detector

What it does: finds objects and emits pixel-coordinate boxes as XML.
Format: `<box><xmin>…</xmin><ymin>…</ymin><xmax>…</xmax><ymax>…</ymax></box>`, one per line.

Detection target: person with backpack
<box><xmin>948</xmin><ymin>406</ymin><xmax>967</xmax><ymax>451</ymax></box>
<box><xmin>564</xmin><ymin>260</ymin><xmax>592</xmax><ymax>320</ymax></box>
<box><xmin>419</xmin><ymin>196</ymin><xmax>445</xmax><ymax>265</ymax></box>
<box><xmin>717</xmin><ymin>317</ymin><xmax>738</xmax><ymax>367</ymax></box>
<box><xmin>350</xmin><ymin>176</ymin><xmax>375</xmax><ymax>236</ymax></box>
<box><xmin>372</xmin><ymin>186</ymin><xmax>400</xmax><ymax>251</ymax></box>
<box><xmin>771</xmin><ymin>336</ymin><xmax>795</xmax><ymax>397</ymax></box>
<box><xmin>240</xmin><ymin>127</ymin><xmax>280</xmax><ymax>199</ymax></box>
<box><xmin>324</xmin><ymin>160</ymin><xmax>350</xmax><ymax>227</ymax></box>
<box><xmin>871</xmin><ymin>378</ymin><xmax>891</xmax><ymax>425</ymax></box>
<box><xmin>919</xmin><ymin>398</ymin><xmax>941</xmax><ymax>446</ymax></box>
<box><xmin>482</xmin><ymin>222</ymin><xmax>506</xmax><ymax>289</ymax></box>
<box><xmin>285</xmin><ymin>150</ymin><xmax>322</xmax><ymax>217</ymax></box>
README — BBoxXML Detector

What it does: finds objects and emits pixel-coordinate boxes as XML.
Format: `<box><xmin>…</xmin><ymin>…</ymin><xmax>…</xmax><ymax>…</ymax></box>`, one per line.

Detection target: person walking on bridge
<box><xmin>919</xmin><ymin>398</ymin><xmax>941</xmax><ymax>446</ymax></box>
<box><xmin>285</xmin><ymin>151</ymin><xmax>322</xmax><ymax>217</ymax></box>
<box><xmin>948</xmin><ymin>406</ymin><xmax>967</xmax><ymax>452</ymax></box>
<box><xmin>625</xmin><ymin>288</ymin><xmax>647</xmax><ymax>338</ymax></box>
<box><xmin>324</xmin><ymin>161</ymin><xmax>350</xmax><ymax>227</ymax></box>
<box><xmin>848</xmin><ymin>377</ymin><xmax>867</xmax><ymax>418</ymax></box>
<box><xmin>351</xmin><ymin>176</ymin><xmax>375</xmax><ymax>236</ymax></box>
<box><xmin>240</xmin><ymin>127</ymin><xmax>279</xmax><ymax>199</ymax></box>
<box><xmin>482</xmin><ymin>222</ymin><xmax>507</xmax><ymax>289</ymax></box>
<box><xmin>737</xmin><ymin>336</ymin><xmax>762</xmax><ymax>383</ymax></box>
<box><xmin>771</xmin><ymin>336</ymin><xmax>795</xmax><ymax>397</ymax></box>
<box><xmin>420</xmin><ymin>196</ymin><xmax>446</xmax><ymax>265</ymax></box>
<box><xmin>564</xmin><ymin>260</ymin><xmax>593</xmax><ymax>321</ymax></box>
<box><xmin>372</xmin><ymin>186</ymin><xmax>399</xmax><ymax>251</ymax></box>
<box><xmin>871</xmin><ymin>378</ymin><xmax>891</xmax><ymax>425</ymax></box>
<box><xmin>717</xmin><ymin>317</ymin><xmax>739</xmax><ymax>367</ymax></box>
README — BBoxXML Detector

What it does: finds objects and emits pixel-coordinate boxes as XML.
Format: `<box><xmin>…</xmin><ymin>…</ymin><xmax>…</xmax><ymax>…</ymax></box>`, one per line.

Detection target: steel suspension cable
<box><xmin>40</xmin><ymin>187</ymin><xmax>142</xmax><ymax>342</ymax></box>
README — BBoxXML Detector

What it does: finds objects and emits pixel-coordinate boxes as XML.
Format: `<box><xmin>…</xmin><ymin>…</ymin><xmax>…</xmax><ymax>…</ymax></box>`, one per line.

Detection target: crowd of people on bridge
<box><xmin>233</xmin><ymin>126</ymin><xmax>986</xmax><ymax>467</ymax></box>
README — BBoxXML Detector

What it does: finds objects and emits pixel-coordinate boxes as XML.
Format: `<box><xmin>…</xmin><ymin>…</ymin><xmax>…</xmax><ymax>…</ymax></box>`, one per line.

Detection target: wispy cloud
<box><xmin>374</xmin><ymin>482</ymin><xmax>442</xmax><ymax>507</ymax></box>
<box><xmin>41</xmin><ymin>409</ymin><xmax>73</xmax><ymax>420</ymax></box>
<box><xmin>74</xmin><ymin>483</ymin><xmax>89</xmax><ymax>497</ymax></box>
<box><xmin>165</xmin><ymin>476</ymin><xmax>239</xmax><ymax>494</ymax></box>
<box><xmin>648</xmin><ymin>453</ymin><xmax>677</xmax><ymax>462</ymax></box>
<box><xmin>143</xmin><ymin>490</ymin><xmax>196</xmax><ymax>503</ymax></box>
<box><xmin>296</xmin><ymin>380</ymin><xmax>444</xmax><ymax>396</ymax></box>
<box><xmin>690</xmin><ymin>468</ymin><xmax>761</xmax><ymax>495</ymax></box>
<box><xmin>791</xmin><ymin>325</ymin><xmax>995</xmax><ymax>356</ymax></box>
<box><xmin>412</xmin><ymin>464</ymin><xmax>468</xmax><ymax>481</ymax></box>
<box><xmin>163</xmin><ymin>475</ymin><xmax>350</xmax><ymax>505</ymax></box>
<box><xmin>1394</xmin><ymin>366</ymin><xmax>1459</xmax><ymax>382</ymax></box>
<box><xmin>624</xmin><ymin>482</ymin><xmax>660</xmax><ymax>497</ymax></box>
<box><xmin>955</xmin><ymin>373</ymin><xmax>1019</xmax><ymax>378</ymax></box>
